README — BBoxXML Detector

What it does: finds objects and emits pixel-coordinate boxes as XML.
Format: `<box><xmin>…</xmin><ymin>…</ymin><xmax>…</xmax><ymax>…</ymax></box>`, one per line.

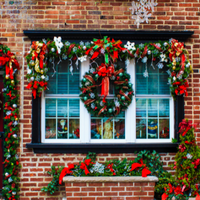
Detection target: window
<box><xmin>25</xmin><ymin>30</ymin><xmax>191</xmax><ymax>153</ymax></box>
<box><xmin>42</xmin><ymin>56</ymin><xmax>174</xmax><ymax>144</ymax></box>
<box><xmin>135</xmin><ymin>61</ymin><xmax>174</xmax><ymax>142</ymax></box>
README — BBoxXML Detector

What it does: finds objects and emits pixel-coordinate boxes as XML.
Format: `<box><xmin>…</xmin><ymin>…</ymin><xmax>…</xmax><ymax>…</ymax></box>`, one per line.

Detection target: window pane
<box><xmin>57</xmin><ymin>99</ymin><xmax>68</xmax><ymax>117</ymax></box>
<box><xmin>45</xmin><ymin>98</ymin><xmax>80</xmax><ymax>139</ymax></box>
<box><xmin>45</xmin><ymin>59</ymin><xmax>80</xmax><ymax>95</ymax></box>
<box><xmin>136</xmin><ymin>98</ymin><xmax>170</xmax><ymax>139</ymax></box>
<box><xmin>45</xmin><ymin>119</ymin><xmax>56</xmax><ymax>139</ymax></box>
<box><xmin>45</xmin><ymin>99</ymin><xmax>56</xmax><ymax>117</ymax></box>
<box><xmin>136</xmin><ymin>61</ymin><xmax>170</xmax><ymax>95</ymax></box>
<box><xmin>91</xmin><ymin>112</ymin><xmax>125</xmax><ymax>140</ymax></box>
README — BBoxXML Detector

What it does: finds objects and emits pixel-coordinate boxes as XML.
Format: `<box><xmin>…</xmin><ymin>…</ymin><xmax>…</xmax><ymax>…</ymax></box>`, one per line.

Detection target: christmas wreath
<box><xmin>80</xmin><ymin>63</ymin><xmax>134</xmax><ymax>117</ymax></box>
<box><xmin>0</xmin><ymin>43</ymin><xmax>20</xmax><ymax>200</ymax></box>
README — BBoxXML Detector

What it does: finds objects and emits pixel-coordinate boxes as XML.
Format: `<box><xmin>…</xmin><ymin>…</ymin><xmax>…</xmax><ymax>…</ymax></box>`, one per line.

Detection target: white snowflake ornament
<box><xmin>186</xmin><ymin>153</ymin><xmax>193</xmax><ymax>159</ymax></box>
<box><xmin>143</xmin><ymin>69</ymin><xmax>149</xmax><ymax>78</ymax></box>
<box><xmin>158</xmin><ymin>63</ymin><xmax>164</xmax><ymax>69</ymax></box>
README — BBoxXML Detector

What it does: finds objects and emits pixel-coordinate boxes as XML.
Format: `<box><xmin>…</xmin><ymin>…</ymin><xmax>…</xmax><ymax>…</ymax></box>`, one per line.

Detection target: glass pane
<box><xmin>45</xmin><ymin>98</ymin><xmax>80</xmax><ymax>140</ymax></box>
<box><xmin>136</xmin><ymin>98</ymin><xmax>170</xmax><ymax>140</ymax></box>
<box><xmin>45</xmin><ymin>99</ymin><xmax>56</xmax><ymax>117</ymax></box>
<box><xmin>159</xmin><ymin>119</ymin><xmax>169</xmax><ymax>139</ymax></box>
<box><xmin>69</xmin><ymin>74</ymin><xmax>79</xmax><ymax>94</ymax></box>
<box><xmin>114</xmin><ymin>119</ymin><xmax>125</xmax><ymax>139</ymax></box>
<box><xmin>136</xmin><ymin>99</ymin><xmax>146</xmax><ymax>117</ymax></box>
<box><xmin>45</xmin><ymin>59</ymin><xmax>80</xmax><ymax>95</ymax></box>
<box><xmin>148</xmin><ymin>99</ymin><xmax>158</xmax><ymax>117</ymax></box>
<box><xmin>57</xmin><ymin>99</ymin><xmax>68</xmax><ymax>117</ymax></box>
<box><xmin>69</xmin><ymin>99</ymin><xmax>79</xmax><ymax>117</ymax></box>
<box><xmin>57</xmin><ymin>119</ymin><xmax>68</xmax><ymax>139</ymax></box>
<box><xmin>69</xmin><ymin>119</ymin><xmax>80</xmax><ymax>139</ymax></box>
<box><xmin>103</xmin><ymin>119</ymin><xmax>113</xmax><ymax>139</ymax></box>
<box><xmin>136</xmin><ymin>61</ymin><xmax>170</xmax><ymax>95</ymax></box>
<box><xmin>136</xmin><ymin>119</ymin><xmax>146</xmax><ymax>139</ymax></box>
<box><xmin>57</xmin><ymin>60</ymin><xmax>68</xmax><ymax>73</ymax></box>
<box><xmin>91</xmin><ymin>112</ymin><xmax>125</xmax><ymax>140</ymax></box>
<box><xmin>159</xmin><ymin>99</ymin><xmax>169</xmax><ymax>117</ymax></box>
<box><xmin>148</xmin><ymin>119</ymin><xmax>158</xmax><ymax>139</ymax></box>
<box><xmin>57</xmin><ymin>74</ymin><xmax>68</xmax><ymax>94</ymax></box>
<box><xmin>45</xmin><ymin>119</ymin><xmax>56</xmax><ymax>139</ymax></box>
<box><xmin>91</xmin><ymin>119</ymin><xmax>102</xmax><ymax>139</ymax></box>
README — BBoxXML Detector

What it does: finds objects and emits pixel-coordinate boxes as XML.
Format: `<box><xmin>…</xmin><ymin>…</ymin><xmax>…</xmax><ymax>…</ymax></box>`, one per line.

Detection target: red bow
<box><xmin>97</xmin><ymin>64</ymin><xmax>114</xmax><ymax>97</ymax></box>
<box><xmin>59</xmin><ymin>164</ymin><xmax>74</xmax><ymax>185</ymax></box>
<box><xmin>130</xmin><ymin>159</ymin><xmax>151</xmax><ymax>177</ymax></box>
<box><xmin>80</xmin><ymin>159</ymin><xmax>93</xmax><ymax>175</ymax></box>
<box><xmin>107</xmin><ymin>163</ymin><xmax>115</xmax><ymax>175</ymax></box>
<box><xmin>173</xmin><ymin>81</ymin><xmax>189</xmax><ymax>97</ymax></box>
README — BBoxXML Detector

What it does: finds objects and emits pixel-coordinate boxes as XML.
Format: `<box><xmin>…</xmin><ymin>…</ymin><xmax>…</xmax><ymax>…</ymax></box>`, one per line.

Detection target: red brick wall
<box><xmin>0</xmin><ymin>0</ymin><xmax>199</xmax><ymax>199</ymax></box>
<box><xmin>65</xmin><ymin>181</ymin><xmax>155</xmax><ymax>200</ymax></box>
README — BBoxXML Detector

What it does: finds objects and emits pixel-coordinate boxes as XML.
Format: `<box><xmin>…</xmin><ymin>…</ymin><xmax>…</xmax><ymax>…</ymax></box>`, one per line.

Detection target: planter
<box><xmin>63</xmin><ymin>176</ymin><xmax>158</xmax><ymax>200</ymax></box>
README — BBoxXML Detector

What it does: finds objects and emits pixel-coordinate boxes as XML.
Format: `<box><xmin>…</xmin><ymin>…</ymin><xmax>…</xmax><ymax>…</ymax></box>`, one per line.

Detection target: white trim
<box><xmin>41</xmin><ymin>58</ymin><xmax>175</xmax><ymax>144</ymax></box>
<box><xmin>126</xmin><ymin>59</ymin><xmax>135</xmax><ymax>143</ymax></box>
<box><xmin>80</xmin><ymin>58</ymin><xmax>90</xmax><ymax>143</ymax></box>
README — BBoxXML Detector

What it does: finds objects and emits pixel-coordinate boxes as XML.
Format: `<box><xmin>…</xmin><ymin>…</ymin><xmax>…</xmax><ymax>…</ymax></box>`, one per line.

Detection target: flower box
<box><xmin>63</xmin><ymin>176</ymin><xmax>158</xmax><ymax>200</ymax></box>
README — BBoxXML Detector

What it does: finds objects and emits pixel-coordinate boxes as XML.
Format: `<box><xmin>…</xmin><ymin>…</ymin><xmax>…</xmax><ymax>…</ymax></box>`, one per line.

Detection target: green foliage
<box><xmin>169</xmin><ymin>119</ymin><xmax>200</xmax><ymax>197</ymax></box>
<box><xmin>41</xmin><ymin>150</ymin><xmax>169</xmax><ymax>199</ymax></box>
<box><xmin>41</xmin><ymin>165</ymin><xmax>64</xmax><ymax>195</ymax></box>
<box><xmin>0</xmin><ymin>43</ymin><xmax>20</xmax><ymax>200</ymax></box>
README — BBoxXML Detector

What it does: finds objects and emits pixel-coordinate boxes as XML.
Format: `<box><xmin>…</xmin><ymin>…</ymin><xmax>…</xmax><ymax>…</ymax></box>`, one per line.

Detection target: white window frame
<box><xmin>41</xmin><ymin>58</ymin><xmax>174</xmax><ymax>143</ymax></box>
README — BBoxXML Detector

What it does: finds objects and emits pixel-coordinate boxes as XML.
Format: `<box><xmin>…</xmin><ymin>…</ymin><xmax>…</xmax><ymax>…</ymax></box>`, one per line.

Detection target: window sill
<box><xmin>26</xmin><ymin>143</ymin><xmax>178</xmax><ymax>153</ymax></box>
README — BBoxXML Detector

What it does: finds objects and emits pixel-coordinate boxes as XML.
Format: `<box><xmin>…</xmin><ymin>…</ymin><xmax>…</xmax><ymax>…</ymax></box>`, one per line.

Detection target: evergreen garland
<box><xmin>0</xmin><ymin>43</ymin><xmax>20</xmax><ymax>200</ymax></box>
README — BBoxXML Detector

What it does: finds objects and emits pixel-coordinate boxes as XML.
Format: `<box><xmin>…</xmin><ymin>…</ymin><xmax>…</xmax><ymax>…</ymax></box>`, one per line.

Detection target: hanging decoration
<box><xmin>129</xmin><ymin>0</ymin><xmax>158</xmax><ymax>28</ymax></box>
<box><xmin>26</xmin><ymin>37</ymin><xmax>192</xmax><ymax>99</ymax></box>
<box><xmin>0</xmin><ymin>43</ymin><xmax>20</xmax><ymax>200</ymax></box>
<box><xmin>80</xmin><ymin>64</ymin><xmax>133</xmax><ymax>117</ymax></box>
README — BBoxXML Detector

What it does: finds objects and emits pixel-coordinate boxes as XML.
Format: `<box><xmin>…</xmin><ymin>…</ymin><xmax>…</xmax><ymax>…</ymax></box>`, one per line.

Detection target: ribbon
<box><xmin>80</xmin><ymin>159</ymin><xmax>93</xmax><ymax>175</ymax></box>
<box><xmin>130</xmin><ymin>159</ymin><xmax>151</xmax><ymax>177</ymax></box>
<box><xmin>173</xmin><ymin>81</ymin><xmax>189</xmax><ymax>97</ymax></box>
<box><xmin>67</xmin><ymin>44</ymin><xmax>75</xmax><ymax>55</ymax></box>
<box><xmin>32</xmin><ymin>89</ymin><xmax>37</xmax><ymax>99</ymax></box>
<box><xmin>85</xmin><ymin>75</ymin><xmax>96</xmax><ymax>85</ymax></box>
<box><xmin>26</xmin><ymin>82</ymin><xmax>33</xmax><ymax>89</ymax></box>
<box><xmin>87</xmin><ymin>37</ymin><xmax>125</xmax><ymax>64</ymax></box>
<box><xmin>98</xmin><ymin>105</ymin><xmax>107</xmax><ymax>116</ymax></box>
<box><xmin>0</xmin><ymin>56</ymin><xmax>9</xmax><ymax>66</ymax></box>
<box><xmin>141</xmin><ymin>46</ymin><xmax>148</xmax><ymax>58</ymax></box>
<box><xmin>177</xmin><ymin>53</ymin><xmax>186</xmax><ymax>78</ymax></box>
<box><xmin>39</xmin><ymin>51</ymin><xmax>45</xmax><ymax>69</ymax></box>
<box><xmin>84</xmin><ymin>99</ymin><xmax>95</xmax><ymax>105</ymax></box>
<box><xmin>59</xmin><ymin>164</ymin><xmax>74</xmax><ymax>184</ymax></box>
<box><xmin>196</xmin><ymin>194</ymin><xmax>200</xmax><ymax>200</ymax></box>
<box><xmin>107</xmin><ymin>163</ymin><xmax>115</xmax><ymax>175</ymax></box>
<box><xmin>119</xmin><ymin>90</ymin><xmax>131</xmax><ymax>101</ymax></box>
<box><xmin>97</xmin><ymin>64</ymin><xmax>115</xmax><ymax>96</ymax></box>
<box><xmin>150</xmin><ymin>43</ymin><xmax>162</xmax><ymax>51</ymax></box>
